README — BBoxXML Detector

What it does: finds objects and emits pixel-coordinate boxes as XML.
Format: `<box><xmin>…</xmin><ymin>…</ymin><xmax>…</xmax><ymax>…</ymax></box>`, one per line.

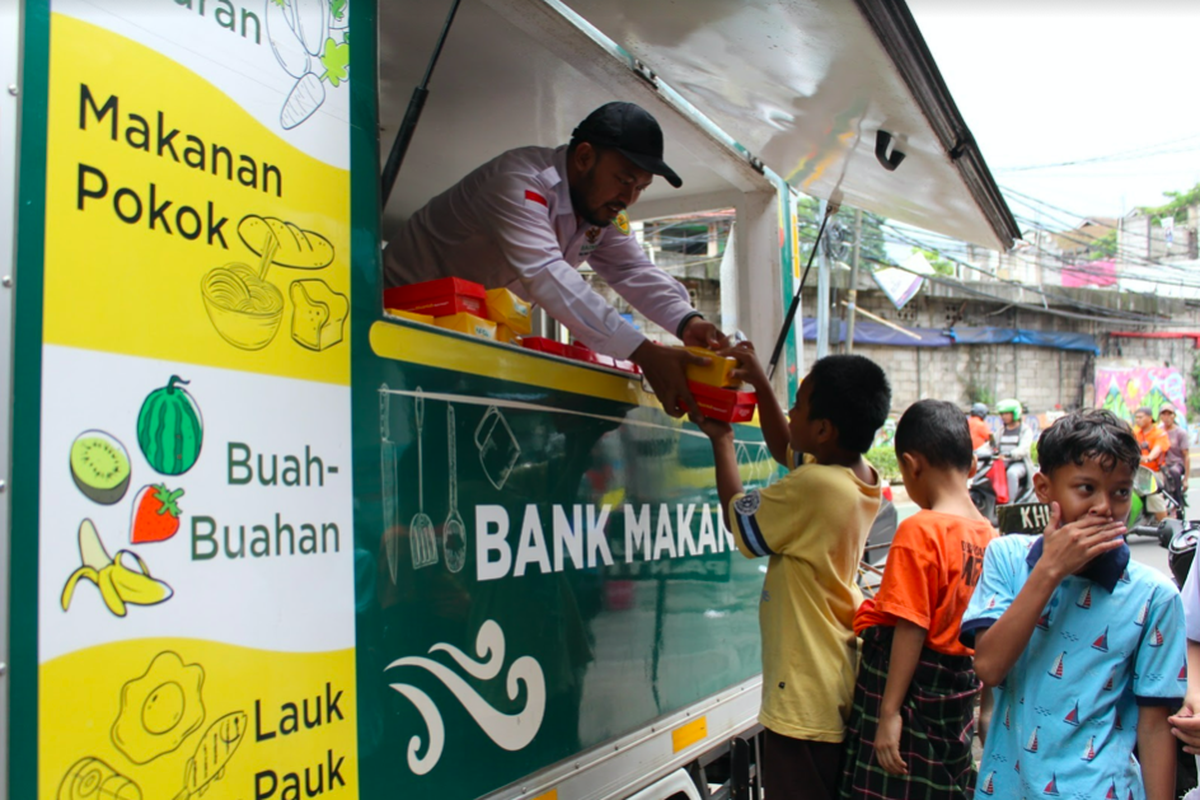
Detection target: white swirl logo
<box><xmin>385</xmin><ymin>619</ymin><xmax>546</xmax><ymax>775</ymax></box>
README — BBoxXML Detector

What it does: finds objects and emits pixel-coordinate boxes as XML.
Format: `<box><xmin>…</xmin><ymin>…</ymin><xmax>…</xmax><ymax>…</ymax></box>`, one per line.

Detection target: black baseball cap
<box><xmin>572</xmin><ymin>102</ymin><xmax>683</xmax><ymax>189</ymax></box>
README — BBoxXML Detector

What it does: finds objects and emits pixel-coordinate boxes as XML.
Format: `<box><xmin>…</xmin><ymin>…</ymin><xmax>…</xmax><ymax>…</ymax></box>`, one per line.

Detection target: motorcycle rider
<box><xmin>968</xmin><ymin>402</ymin><xmax>993</xmax><ymax>451</ymax></box>
<box><xmin>1134</xmin><ymin>406</ymin><xmax>1170</xmax><ymax>523</ymax></box>
<box><xmin>995</xmin><ymin>398</ymin><xmax>1034</xmax><ymax>504</ymax></box>
<box><xmin>1161</xmin><ymin>404</ymin><xmax>1189</xmax><ymax>514</ymax></box>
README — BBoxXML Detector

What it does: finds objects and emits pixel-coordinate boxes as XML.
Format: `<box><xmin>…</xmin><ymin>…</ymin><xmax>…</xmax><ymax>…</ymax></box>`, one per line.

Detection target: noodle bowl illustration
<box><xmin>201</xmin><ymin>264</ymin><xmax>285</xmax><ymax>350</ymax></box>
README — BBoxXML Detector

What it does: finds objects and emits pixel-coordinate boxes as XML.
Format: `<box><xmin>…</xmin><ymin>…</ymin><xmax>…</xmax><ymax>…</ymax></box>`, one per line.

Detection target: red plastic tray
<box><xmin>687</xmin><ymin>381</ymin><xmax>757</xmax><ymax>423</ymax></box>
<box><xmin>384</xmin><ymin>277</ymin><xmax>486</xmax><ymax>317</ymax></box>
<box><xmin>521</xmin><ymin>337</ymin><xmax>571</xmax><ymax>358</ymax></box>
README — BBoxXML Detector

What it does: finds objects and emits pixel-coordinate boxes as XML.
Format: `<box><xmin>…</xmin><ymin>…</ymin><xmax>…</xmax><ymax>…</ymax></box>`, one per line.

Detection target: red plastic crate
<box><xmin>522</xmin><ymin>337</ymin><xmax>571</xmax><ymax>358</ymax></box>
<box><xmin>687</xmin><ymin>381</ymin><xmax>757</xmax><ymax>423</ymax></box>
<box><xmin>384</xmin><ymin>277</ymin><xmax>486</xmax><ymax>317</ymax></box>
<box><xmin>566</xmin><ymin>343</ymin><xmax>600</xmax><ymax>365</ymax></box>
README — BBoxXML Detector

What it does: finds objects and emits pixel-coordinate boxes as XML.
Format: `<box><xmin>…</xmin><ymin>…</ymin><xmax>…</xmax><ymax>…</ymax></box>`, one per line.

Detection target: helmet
<box><xmin>971</xmin><ymin>403</ymin><xmax>989</xmax><ymax>419</ymax></box>
<box><xmin>996</xmin><ymin>398</ymin><xmax>1022</xmax><ymax>421</ymax></box>
<box><xmin>1168</xmin><ymin>523</ymin><xmax>1199</xmax><ymax>589</ymax></box>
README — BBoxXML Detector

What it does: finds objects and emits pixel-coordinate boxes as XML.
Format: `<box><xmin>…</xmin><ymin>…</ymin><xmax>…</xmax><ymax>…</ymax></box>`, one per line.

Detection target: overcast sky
<box><xmin>908</xmin><ymin>1</ymin><xmax>1200</xmax><ymax>229</ymax></box>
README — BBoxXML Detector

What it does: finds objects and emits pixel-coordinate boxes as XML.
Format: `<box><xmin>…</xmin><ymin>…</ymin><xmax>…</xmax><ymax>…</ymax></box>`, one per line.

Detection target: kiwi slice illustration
<box><xmin>70</xmin><ymin>430</ymin><xmax>132</xmax><ymax>505</ymax></box>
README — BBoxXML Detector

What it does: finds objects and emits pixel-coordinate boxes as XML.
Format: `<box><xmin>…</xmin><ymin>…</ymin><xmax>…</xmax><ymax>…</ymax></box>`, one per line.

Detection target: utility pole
<box><xmin>816</xmin><ymin>199</ymin><xmax>830</xmax><ymax>359</ymax></box>
<box><xmin>845</xmin><ymin>208</ymin><xmax>862</xmax><ymax>353</ymax></box>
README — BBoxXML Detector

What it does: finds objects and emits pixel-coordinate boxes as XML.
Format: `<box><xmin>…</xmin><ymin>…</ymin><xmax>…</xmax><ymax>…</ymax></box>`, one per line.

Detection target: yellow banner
<box><xmin>43</xmin><ymin>640</ymin><xmax>357</xmax><ymax>800</ymax></box>
<box><xmin>43</xmin><ymin>14</ymin><xmax>350</xmax><ymax>385</ymax></box>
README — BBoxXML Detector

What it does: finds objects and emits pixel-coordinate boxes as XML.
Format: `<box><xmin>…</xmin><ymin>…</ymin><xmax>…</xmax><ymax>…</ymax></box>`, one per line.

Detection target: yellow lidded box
<box><xmin>495</xmin><ymin>323</ymin><xmax>522</xmax><ymax>345</ymax></box>
<box><xmin>681</xmin><ymin>346</ymin><xmax>740</xmax><ymax>387</ymax></box>
<box><xmin>485</xmin><ymin>288</ymin><xmax>533</xmax><ymax>335</ymax></box>
<box><xmin>434</xmin><ymin>312</ymin><xmax>497</xmax><ymax>340</ymax></box>
<box><xmin>386</xmin><ymin>308</ymin><xmax>436</xmax><ymax>325</ymax></box>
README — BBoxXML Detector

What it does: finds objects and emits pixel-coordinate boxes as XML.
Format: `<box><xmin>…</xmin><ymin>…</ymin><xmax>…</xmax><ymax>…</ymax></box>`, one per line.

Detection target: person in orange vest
<box><xmin>1133</xmin><ymin>406</ymin><xmax>1170</xmax><ymax>522</ymax></box>
<box><xmin>968</xmin><ymin>403</ymin><xmax>994</xmax><ymax>451</ymax></box>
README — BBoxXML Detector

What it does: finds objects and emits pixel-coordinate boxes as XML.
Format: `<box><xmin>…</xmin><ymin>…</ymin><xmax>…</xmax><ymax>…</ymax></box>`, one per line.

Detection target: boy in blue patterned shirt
<box><xmin>961</xmin><ymin>410</ymin><xmax>1186</xmax><ymax>800</ymax></box>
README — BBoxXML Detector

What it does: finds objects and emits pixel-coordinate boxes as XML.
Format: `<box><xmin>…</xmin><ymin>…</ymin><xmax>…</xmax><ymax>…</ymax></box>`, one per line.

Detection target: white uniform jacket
<box><xmin>383</xmin><ymin>145</ymin><xmax>696</xmax><ymax>358</ymax></box>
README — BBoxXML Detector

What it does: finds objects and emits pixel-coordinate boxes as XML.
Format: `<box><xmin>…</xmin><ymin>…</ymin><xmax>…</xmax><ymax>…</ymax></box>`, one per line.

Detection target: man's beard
<box><xmin>570</xmin><ymin>170</ymin><xmax>615</xmax><ymax>228</ymax></box>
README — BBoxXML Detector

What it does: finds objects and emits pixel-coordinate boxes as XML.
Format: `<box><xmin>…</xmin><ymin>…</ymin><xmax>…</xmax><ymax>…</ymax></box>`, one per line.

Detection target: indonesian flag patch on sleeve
<box><xmin>613</xmin><ymin>209</ymin><xmax>630</xmax><ymax>234</ymax></box>
<box><xmin>524</xmin><ymin>189</ymin><xmax>549</xmax><ymax>208</ymax></box>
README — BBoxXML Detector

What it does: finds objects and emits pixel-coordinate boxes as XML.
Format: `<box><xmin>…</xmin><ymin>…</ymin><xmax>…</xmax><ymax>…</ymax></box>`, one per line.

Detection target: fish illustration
<box><xmin>172</xmin><ymin>711</ymin><xmax>246</xmax><ymax>800</ymax></box>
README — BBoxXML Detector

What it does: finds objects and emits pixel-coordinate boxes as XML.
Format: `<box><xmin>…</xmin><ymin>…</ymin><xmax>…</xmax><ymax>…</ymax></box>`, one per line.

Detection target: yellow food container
<box><xmin>495</xmin><ymin>323</ymin><xmax>522</xmax><ymax>345</ymax></box>
<box><xmin>434</xmin><ymin>312</ymin><xmax>497</xmax><ymax>340</ymax></box>
<box><xmin>485</xmin><ymin>288</ymin><xmax>533</xmax><ymax>335</ymax></box>
<box><xmin>681</xmin><ymin>346</ymin><xmax>740</xmax><ymax>387</ymax></box>
<box><xmin>385</xmin><ymin>308</ymin><xmax>436</xmax><ymax>325</ymax></box>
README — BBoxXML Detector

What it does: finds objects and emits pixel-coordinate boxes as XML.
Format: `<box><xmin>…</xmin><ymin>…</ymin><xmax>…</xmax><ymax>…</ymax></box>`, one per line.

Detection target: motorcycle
<box><xmin>969</xmin><ymin>446</ymin><xmax>1037</xmax><ymax>528</ymax></box>
<box><xmin>1125</xmin><ymin>465</ymin><xmax>1183</xmax><ymax>547</ymax></box>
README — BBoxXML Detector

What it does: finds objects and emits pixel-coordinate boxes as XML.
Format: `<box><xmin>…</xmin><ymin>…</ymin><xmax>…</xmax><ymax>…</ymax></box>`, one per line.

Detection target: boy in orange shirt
<box><xmin>840</xmin><ymin>399</ymin><xmax>997</xmax><ymax>800</ymax></box>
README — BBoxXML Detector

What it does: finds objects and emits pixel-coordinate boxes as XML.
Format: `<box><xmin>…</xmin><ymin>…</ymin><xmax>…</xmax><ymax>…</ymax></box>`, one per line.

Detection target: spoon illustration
<box><xmin>410</xmin><ymin>391</ymin><xmax>438</xmax><ymax>569</ymax></box>
<box><xmin>443</xmin><ymin>405</ymin><xmax>466</xmax><ymax>574</ymax></box>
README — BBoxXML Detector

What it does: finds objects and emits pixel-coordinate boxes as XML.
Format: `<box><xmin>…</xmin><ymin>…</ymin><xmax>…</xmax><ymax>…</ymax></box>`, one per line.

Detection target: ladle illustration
<box><xmin>410</xmin><ymin>390</ymin><xmax>439</xmax><ymax>569</ymax></box>
<box><xmin>443</xmin><ymin>405</ymin><xmax>466</xmax><ymax>574</ymax></box>
<box><xmin>379</xmin><ymin>386</ymin><xmax>402</xmax><ymax>582</ymax></box>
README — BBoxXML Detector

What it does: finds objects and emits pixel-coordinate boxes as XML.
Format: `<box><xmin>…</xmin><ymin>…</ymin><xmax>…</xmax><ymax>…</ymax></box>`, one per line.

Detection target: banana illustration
<box><xmin>61</xmin><ymin>519</ymin><xmax>173</xmax><ymax>617</ymax></box>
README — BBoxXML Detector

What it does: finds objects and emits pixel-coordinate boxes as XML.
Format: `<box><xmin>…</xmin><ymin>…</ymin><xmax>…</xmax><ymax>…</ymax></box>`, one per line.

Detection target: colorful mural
<box><xmin>1095</xmin><ymin>366</ymin><xmax>1187</xmax><ymax>426</ymax></box>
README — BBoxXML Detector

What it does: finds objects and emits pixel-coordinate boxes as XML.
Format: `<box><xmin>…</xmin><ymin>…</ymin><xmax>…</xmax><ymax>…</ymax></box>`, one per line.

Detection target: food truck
<box><xmin>0</xmin><ymin>1</ymin><xmax>1018</xmax><ymax>798</ymax></box>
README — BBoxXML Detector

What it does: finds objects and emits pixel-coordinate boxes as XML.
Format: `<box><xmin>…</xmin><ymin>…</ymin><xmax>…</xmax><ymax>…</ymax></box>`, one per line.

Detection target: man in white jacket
<box><xmin>384</xmin><ymin>102</ymin><xmax>724</xmax><ymax>418</ymax></box>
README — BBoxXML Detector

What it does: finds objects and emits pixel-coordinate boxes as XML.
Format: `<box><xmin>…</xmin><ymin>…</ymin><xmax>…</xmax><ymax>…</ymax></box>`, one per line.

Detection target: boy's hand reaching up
<box><xmin>722</xmin><ymin>341</ymin><xmax>769</xmax><ymax>389</ymax></box>
<box><xmin>698</xmin><ymin>416</ymin><xmax>733</xmax><ymax>442</ymax></box>
<box><xmin>1035</xmin><ymin>502</ymin><xmax>1126</xmax><ymax>582</ymax></box>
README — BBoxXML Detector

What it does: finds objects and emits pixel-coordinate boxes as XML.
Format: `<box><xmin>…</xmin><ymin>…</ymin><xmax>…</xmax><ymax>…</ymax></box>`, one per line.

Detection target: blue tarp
<box><xmin>801</xmin><ymin>319</ymin><xmax>1099</xmax><ymax>354</ymax></box>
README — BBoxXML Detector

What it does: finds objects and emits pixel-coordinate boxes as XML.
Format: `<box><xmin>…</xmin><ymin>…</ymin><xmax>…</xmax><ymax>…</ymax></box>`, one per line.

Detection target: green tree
<box><xmin>1087</xmin><ymin>229</ymin><xmax>1118</xmax><ymax>260</ymax></box>
<box><xmin>911</xmin><ymin>247</ymin><xmax>955</xmax><ymax>276</ymax></box>
<box><xmin>1141</xmin><ymin>182</ymin><xmax>1200</xmax><ymax>224</ymax></box>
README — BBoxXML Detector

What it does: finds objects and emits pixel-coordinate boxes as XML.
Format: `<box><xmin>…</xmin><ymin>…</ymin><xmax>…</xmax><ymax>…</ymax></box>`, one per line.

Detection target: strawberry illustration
<box><xmin>130</xmin><ymin>484</ymin><xmax>184</xmax><ymax>544</ymax></box>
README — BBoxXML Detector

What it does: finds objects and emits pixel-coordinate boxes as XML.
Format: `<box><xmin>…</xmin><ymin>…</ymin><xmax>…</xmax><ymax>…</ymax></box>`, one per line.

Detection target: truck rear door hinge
<box><xmin>632</xmin><ymin>59</ymin><xmax>658</xmax><ymax>88</ymax></box>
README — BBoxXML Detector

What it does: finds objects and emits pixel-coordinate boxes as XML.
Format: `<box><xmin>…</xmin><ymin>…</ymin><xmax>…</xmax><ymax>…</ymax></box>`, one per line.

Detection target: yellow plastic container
<box><xmin>495</xmin><ymin>323</ymin><xmax>522</xmax><ymax>345</ymax></box>
<box><xmin>385</xmin><ymin>308</ymin><xmax>436</xmax><ymax>325</ymax></box>
<box><xmin>485</xmin><ymin>288</ymin><xmax>533</xmax><ymax>335</ymax></box>
<box><xmin>681</xmin><ymin>346</ymin><xmax>740</xmax><ymax>387</ymax></box>
<box><xmin>434</xmin><ymin>312</ymin><xmax>497</xmax><ymax>340</ymax></box>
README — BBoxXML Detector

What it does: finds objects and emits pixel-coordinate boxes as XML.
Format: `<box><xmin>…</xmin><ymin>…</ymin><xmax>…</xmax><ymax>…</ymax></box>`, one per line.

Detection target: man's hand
<box><xmin>1170</xmin><ymin>691</ymin><xmax>1200</xmax><ymax>754</ymax></box>
<box><xmin>680</xmin><ymin>317</ymin><xmax>728</xmax><ymax>350</ymax></box>
<box><xmin>721</xmin><ymin>341</ymin><xmax>769</xmax><ymax>390</ymax></box>
<box><xmin>874</xmin><ymin>711</ymin><xmax>908</xmax><ymax>776</ymax></box>
<box><xmin>1035</xmin><ymin>502</ymin><xmax>1126</xmax><ymax>582</ymax></box>
<box><xmin>631</xmin><ymin>341</ymin><xmax>709</xmax><ymax>420</ymax></box>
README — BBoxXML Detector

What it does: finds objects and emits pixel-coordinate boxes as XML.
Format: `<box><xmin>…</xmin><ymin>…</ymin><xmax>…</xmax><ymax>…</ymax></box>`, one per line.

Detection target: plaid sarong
<box><xmin>839</xmin><ymin>625</ymin><xmax>981</xmax><ymax>800</ymax></box>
